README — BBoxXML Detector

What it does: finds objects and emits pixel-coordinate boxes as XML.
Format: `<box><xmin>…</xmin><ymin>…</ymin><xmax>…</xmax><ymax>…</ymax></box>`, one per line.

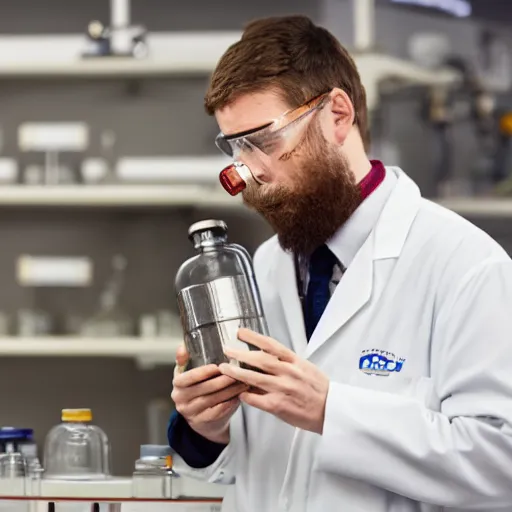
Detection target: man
<box><xmin>168</xmin><ymin>15</ymin><xmax>512</xmax><ymax>512</ymax></box>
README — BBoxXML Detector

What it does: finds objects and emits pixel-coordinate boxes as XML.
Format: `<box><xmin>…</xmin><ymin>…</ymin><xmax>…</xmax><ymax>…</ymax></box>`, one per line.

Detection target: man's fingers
<box><xmin>194</xmin><ymin>397</ymin><xmax>240</xmax><ymax>424</ymax></box>
<box><xmin>237</xmin><ymin>328</ymin><xmax>296</xmax><ymax>362</ymax></box>
<box><xmin>224</xmin><ymin>347</ymin><xmax>299</xmax><ymax>377</ymax></box>
<box><xmin>219</xmin><ymin>363</ymin><xmax>277</xmax><ymax>393</ymax></box>
<box><xmin>174</xmin><ymin>363</ymin><xmax>186</xmax><ymax>378</ymax></box>
<box><xmin>239</xmin><ymin>390</ymin><xmax>271</xmax><ymax>410</ymax></box>
<box><xmin>177</xmin><ymin>374</ymin><xmax>240</xmax><ymax>403</ymax></box>
<box><xmin>174</xmin><ymin>364</ymin><xmax>221</xmax><ymax>387</ymax></box>
<box><xmin>187</xmin><ymin>382</ymin><xmax>247</xmax><ymax>416</ymax></box>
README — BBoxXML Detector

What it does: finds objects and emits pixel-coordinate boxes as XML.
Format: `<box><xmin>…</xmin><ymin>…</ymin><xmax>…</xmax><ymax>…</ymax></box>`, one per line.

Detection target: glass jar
<box><xmin>0</xmin><ymin>427</ymin><xmax>37</xmax><ymax>462</ymax></box>
<box><xmin>132</xmin><ymin>445</ymin><xmax>175</xmax><ymax>498</ymax></box>
<box><xmin>43</xmin><ymin>408</ymin><xmax>111</xmax><ymax>480</ymax></box>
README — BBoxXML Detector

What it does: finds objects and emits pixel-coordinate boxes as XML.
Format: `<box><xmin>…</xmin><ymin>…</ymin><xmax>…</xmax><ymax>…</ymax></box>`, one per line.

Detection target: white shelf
<box><xmin>0</xmin><ymin>476</ymin><xmax>226</xmax><ymax>500</ymax></box>
<box><xmin>0</xmin><ymin>32</ymin><xmax>242</xmax><ymax>78</ymax></box>
<box><xmin>2</xmin><ymin>187</ymin><xmax>508</xmax><ymax>215</ymax></box>
<box><xmin>0</xmin><ymin>57</ymin><xmax>218</xmax><ymax>78</ymax></box>
<box><xmin>0</xmin><ymin>184</ymin><xmax>242</xmax><ymax>208</ymax></box>
<box><xmin>436</xmin><ymin>197</ymin><xmax>512</xmax><ymax>217</ymax></box>
<box><xmin>0</xmin><ymin>337</ymin><xmax>179</xmax><ymax>369</ymax></box>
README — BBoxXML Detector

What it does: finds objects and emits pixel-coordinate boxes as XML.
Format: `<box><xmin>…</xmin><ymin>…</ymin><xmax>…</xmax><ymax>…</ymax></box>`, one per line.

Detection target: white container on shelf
<box><xmin>115</xmin><ymin>156</ymin><xmax>231</xmax><ymax>184</ymax></box>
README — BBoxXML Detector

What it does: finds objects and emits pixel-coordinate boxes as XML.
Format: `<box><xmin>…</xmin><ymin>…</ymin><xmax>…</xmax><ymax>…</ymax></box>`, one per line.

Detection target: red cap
<box><xmin>219</xmin><ymin>164</ymin><xmax>247</xmax><ymax>196</ymax></box>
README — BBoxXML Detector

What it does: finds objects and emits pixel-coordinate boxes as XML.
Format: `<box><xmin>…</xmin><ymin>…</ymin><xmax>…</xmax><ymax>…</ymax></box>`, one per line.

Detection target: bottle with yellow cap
<box><xmin>43</xmin><ymin>408</ymin><xmax>111</xmax><ymax>480</ymax></box>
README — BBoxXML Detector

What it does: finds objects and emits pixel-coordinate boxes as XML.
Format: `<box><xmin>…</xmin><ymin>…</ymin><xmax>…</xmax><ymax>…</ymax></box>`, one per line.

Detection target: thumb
<box><xmin>176</xmin><ymin>344</ymin><xmax>189</xmax><ymax>367</ymax></box>
<box><xmin>174</xmin><ymin>343</ymin><xmax>189</xmax><ymax>377</ymax></box>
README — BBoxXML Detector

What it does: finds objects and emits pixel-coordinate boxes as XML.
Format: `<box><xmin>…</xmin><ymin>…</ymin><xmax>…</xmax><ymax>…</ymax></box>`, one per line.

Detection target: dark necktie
<box><xmin>304</xmin><ymin>244</ymin><xmax>339</xmax><ymax>341</ymax></box>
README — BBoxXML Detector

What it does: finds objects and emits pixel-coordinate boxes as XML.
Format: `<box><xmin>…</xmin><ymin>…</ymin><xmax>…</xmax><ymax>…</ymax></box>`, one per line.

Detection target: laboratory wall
<box><xmin>0</xmin><ymin>0</ymin><xmax>510</xmax><ymax>476</ymax></box>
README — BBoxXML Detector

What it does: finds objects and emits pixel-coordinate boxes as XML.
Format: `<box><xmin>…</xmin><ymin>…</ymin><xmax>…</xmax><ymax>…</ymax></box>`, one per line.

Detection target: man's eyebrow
<box><xmin>223</xmin><ymin>121</ymin><xmax>273</xmax><ymax>140</ymax></box>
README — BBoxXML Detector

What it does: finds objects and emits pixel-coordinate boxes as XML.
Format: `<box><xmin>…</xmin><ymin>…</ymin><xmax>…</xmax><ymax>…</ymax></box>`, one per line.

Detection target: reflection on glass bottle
<box><xmin>80</xmin><ymin>255</ymin><xmax>133</xmax><ymax>337</ymax></box>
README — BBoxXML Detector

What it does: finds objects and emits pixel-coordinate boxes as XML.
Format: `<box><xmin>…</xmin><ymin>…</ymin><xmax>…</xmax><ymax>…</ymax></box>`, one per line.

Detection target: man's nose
<box><xmin>237</xmin><ymin>154</ymin><xmax>269</xmax><ymax>184</ymax></box>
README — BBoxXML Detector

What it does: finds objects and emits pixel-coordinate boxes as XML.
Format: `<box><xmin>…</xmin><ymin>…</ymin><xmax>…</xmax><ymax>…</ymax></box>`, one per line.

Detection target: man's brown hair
<box><xmin>204</xmin><ymin>15</ymin><xmax>368</xmax><ymax>146</ymax></box>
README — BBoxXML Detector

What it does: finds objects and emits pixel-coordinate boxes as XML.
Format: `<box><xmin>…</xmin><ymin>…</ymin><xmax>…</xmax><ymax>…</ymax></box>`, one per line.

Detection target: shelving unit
<box><xmin>0</xmin><ymin>184</ymin><xmax>242</xmax><ymax>208</ymax></box>
<box><xmin>0</xmin><ymin>32</ymin><xmax>242</xmax><ymax>79</ymax></box>
<box><xmin>0</xmin><ymin>337</ymin><xmax>179</xmax><ymax>369</ymax></box>
<box><xmin>0</xmin><ymin>58</ymin><xmax>219</xmax><ymax>78</ymax></box>
<box><xmin>0</xmin><ymin>186</ymin><xmax>507</xmax><ymax>215</ymax></box>
<box><xmin>0</xmin><ymin>185</ymin><xmax>508</xmax><ymax>215</ymax></box>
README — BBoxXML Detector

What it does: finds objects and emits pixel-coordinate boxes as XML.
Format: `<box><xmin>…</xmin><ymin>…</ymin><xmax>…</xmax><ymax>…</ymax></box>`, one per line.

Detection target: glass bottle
<box><xmin>175</xmin><ymin>219</ymin><xmax>268</xmax><ymax>370</ymax></box>
<box><xmin>80</xmin><ymin>255</ymin><xmax>133</xmax><ymax>337</ymax></box>
<box><xmin>43</xmin><ymin>408</ymin><xmax>111</xmax><ymax>481</ymax></box>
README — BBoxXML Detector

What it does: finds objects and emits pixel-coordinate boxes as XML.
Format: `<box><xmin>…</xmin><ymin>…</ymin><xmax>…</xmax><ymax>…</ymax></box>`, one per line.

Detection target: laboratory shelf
<box><xmin>436</xmin><ymin>197</ymin><xmax>512</xmax><ymax>217</ymax></box>
<box><xmin>0</xmin><ymin>185</ymin><xmax>242</xmax><ymax>208</ymax></box>
<box><xmin>1</xmin><ymin>186</ymin><xmax>508</xmax><ymax>215</ymax></box>
<box><xmin>0</xmin><ymin>31</ymin><xmax>242</xmax><ymax>79</ymax></box>
<box><xmin>0</xmin><ymin>337</ymin><xmax>180</xmax><ymax>368</ymax></box>
<box><xmin>0</xmin><ymin>57</ymin><xmax>219</xmax><ymax>78</ymax></box>
<box><xmin>1</xmin><ymin>186</ymin><xmax>506</xmax><ymax>213</ymax></box>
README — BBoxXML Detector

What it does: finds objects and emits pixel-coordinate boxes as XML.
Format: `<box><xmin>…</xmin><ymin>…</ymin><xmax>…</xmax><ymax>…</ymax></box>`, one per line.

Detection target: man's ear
<box><xmin>329</xmin><ymin>87</ymin><xmax>356</xmax><ymax>146</ymax></box>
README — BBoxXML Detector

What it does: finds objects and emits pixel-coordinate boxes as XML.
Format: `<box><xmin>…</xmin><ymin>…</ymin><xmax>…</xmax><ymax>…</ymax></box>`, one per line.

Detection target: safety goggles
<box><xmin>215</xmin><ymin>92</ymin><xmax>330</xmax><ymax>160</ymax></box>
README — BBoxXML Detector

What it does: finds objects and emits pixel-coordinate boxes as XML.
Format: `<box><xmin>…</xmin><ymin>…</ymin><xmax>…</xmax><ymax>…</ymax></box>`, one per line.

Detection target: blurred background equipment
<box><xmin>350</xmin><ymin>0</ymin><xmax>462</xmax><ymax>114</ymax></box>
<box><xmin>82</xmin><ymin>0</ymin><xmax>148</xmax><ymax>59</ymax></box>
<box><xmin>79</xmin><ymin>254</ymin><xmax>133</xmax><ymax>338</ymax></box>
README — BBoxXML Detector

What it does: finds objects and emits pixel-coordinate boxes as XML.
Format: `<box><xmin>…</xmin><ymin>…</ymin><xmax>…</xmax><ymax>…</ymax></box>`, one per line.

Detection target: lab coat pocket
<box><xmin>348</xmin><ymin>371</ymin><xmax>440</xmax><ymax>411</ymax></box>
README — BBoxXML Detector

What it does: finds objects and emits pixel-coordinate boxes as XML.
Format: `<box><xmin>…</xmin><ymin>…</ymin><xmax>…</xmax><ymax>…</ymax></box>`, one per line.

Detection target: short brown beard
<box><xmin>242</xmin><ymin>123</ymin><xmax>361</xmax><ymax>257</ymax></box>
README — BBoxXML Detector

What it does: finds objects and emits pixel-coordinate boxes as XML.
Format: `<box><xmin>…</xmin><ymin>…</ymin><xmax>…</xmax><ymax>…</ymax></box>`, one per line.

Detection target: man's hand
<box><xmin>218</xmin><ymin>328</ymin><xmax>329</xmax><ymax>435</ymax></box>
<box><xmin>171</xmin><ymin>344</ymin><xmax>247</xmax><ymax>444</ymax></box>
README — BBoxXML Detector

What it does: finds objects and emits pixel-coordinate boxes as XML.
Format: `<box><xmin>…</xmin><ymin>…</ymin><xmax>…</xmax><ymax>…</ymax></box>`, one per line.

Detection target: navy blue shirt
<box><xmin>167</xmin><ymin>409</ymin><xmax>227</xmax><ymax>468</ymax></box>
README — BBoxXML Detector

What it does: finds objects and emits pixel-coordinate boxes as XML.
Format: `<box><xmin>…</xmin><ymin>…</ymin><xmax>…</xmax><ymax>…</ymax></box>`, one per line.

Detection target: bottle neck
<box><xmin>192</xmin><ymin>231</ymin><xmax>227</xmax><ymax>251</ymax></box>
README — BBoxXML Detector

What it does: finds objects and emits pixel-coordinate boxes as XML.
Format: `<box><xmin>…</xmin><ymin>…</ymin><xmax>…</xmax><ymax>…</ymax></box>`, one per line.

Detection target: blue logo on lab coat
<box><xmin>359</xmin><ymin>350</ymin><xmax>405</xmax><ymax>376</ymax></box>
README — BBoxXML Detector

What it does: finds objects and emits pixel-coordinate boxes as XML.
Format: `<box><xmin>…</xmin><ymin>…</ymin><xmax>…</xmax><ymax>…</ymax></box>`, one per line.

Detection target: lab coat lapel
<box><xmin>304</xmin><ymin>167</ymin><xmax>422</xmax><ymax>359</ymax></box>
<box><xmin>275</xmin><ymin>250</ymin><xmax>308</xmax><ymax>356</ymax></box>
<box><xmin>304</xmin><ymin>236</ymin><xmax>374</xmax><ymax>359</ymax></box>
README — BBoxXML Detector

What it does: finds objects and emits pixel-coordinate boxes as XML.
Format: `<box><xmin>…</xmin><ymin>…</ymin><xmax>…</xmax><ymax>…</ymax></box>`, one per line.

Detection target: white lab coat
<box><xmin>173</xmin><ymin>167</ymin><xmax>512</xmax><ymax>512</ymax></box>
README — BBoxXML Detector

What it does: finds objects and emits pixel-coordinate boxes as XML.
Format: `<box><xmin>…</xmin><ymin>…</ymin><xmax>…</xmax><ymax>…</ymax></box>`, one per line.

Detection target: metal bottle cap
<box><xmin>188</xmin><ymin>219</ymin><xmax>227</xmax><ymax>239</ymax></box>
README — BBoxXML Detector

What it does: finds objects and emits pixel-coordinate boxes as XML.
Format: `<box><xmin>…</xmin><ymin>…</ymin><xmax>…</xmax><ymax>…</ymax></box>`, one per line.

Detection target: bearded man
<box><xmin>168</xmin><ymin>15</ymin><xmax>512</xmax><ymax>512</ymax></box>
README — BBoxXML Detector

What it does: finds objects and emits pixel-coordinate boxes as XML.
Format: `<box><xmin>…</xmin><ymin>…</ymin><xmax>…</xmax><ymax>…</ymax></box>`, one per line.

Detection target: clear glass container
<box><xmin>0</xmin><ymin>427</ymin><xmax>41</xmax><ymax>496</ymax></box>
<box><xmin>0</xmin><ymin>452</ymin><xmax>27</xmax><ymax>511</ymax></box>
<box><xmin>79</xmin><ymin>255</ymin><xmax>133</xmax><ymax>338</ymax></box>
<box><xmin>132</xmin><ymin>445</ymin><xmax>175</xmax><ymax>498</ymax></box>
<box><xmin>43</xmin><ymin>409</ymin><xmax>111</xmax><ymax>481</ymax></box>
<box><xmin>0</xmin><ymin>452</ymin><xmax>27</xmax><ymax>479</ymax></box>
<box><xmin>175</xmin><ymin>219</ymin><xmax>268</xmax><ymax>369</ymax></box>
<box><xmin>0</xmin><ymin>428</ymin><xmax>37</xmax><ymax>462</ymax></box>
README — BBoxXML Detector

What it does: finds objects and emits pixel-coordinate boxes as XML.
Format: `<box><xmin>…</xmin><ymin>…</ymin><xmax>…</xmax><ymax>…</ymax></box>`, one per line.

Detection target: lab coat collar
<box><xmin>303</xmin><ymin>166</ymin><xmax>422</xmax><ymax>357</ymax></box>
<box><xmin>326</xmin><ymin>166</ymin><xmax>397</xmax><ymax>268</ymax></box>
<box><xmin>372</xmin><ymin>167</ymin><xmax>422</xmax><ymax>260</ymax></box>
<box><xmin>274</xmin><ymin>169</ymin><xmax>396</xmax><ymax>357</ymax></box>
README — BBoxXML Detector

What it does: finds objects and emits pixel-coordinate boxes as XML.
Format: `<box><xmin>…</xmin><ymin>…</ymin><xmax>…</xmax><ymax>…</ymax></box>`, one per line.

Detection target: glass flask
<box><xmin>175</xmin><ymin>219</ymin><xmax>268</xmax><ymax>369</ymax></box>
<box><xmin>79</xmin><ymin>255</ymin><xmax>133</xmax><ymax>337</ymax></box>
